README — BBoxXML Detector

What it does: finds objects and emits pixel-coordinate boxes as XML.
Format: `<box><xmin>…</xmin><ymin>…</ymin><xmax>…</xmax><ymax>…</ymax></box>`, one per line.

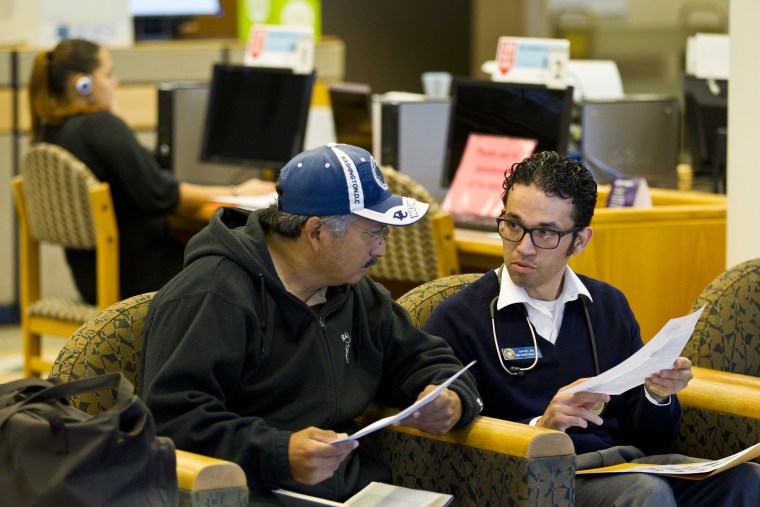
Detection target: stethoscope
<box><xmin>490</xmin><ymin>265</ymin><xmax>606</xmax><ymax>415</ymax></box>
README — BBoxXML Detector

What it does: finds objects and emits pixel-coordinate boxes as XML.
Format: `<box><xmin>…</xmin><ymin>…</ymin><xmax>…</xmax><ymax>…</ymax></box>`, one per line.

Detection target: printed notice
<box><xmin>442</xmin><ymin>134</ymin><xmax>536</xmax><ymax>218</ymax></box>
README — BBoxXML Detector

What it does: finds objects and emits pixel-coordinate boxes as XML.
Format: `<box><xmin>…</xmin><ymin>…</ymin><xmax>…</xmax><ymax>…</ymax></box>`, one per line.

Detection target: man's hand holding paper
<box><xmin>645</xmin><ymin>356</ymin><xmax>694</xmax><ymax>400</ymax></box>
<box><xmin>564</xmin><ymin>306</ymin><xmax>704</xmax><ymax>396</ymax></box>
<box><xmin>395</xmin><ymin>384</ymin><xmax>463</xmax><ymax>435</ymax></box>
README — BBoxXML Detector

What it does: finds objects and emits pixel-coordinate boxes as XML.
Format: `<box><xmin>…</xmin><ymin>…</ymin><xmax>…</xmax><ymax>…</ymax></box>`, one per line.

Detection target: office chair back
<box><xmin>12</xmin><ymin>142</ymin><xmax>120</xmax><ymax>377</ymax></box>
<box><xmin>367</xmin><ymin>167</ymin><xmax>459</xmax><ymax>287</ymax></box>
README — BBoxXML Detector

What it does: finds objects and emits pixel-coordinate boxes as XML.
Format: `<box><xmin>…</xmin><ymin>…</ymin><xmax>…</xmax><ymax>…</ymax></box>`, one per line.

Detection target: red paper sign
<box><xmin>497</xmin><ymin>40</ymin><xmax>518</xmax><ymax>76</ymax></box>
<box><xmin>248</xmin><ymin>28</ymin><xmax>268</xmax><ymax>60</ymax></box>
<box><xmin>443</xmin><ymin>134</ymin><xmax>537</xmax><ymax>218</ymax></box>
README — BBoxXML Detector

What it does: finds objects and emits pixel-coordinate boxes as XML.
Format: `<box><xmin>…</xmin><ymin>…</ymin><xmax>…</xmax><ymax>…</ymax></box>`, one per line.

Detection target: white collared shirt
<box><xmin>494</xmin><ymin>265</ymin><xmax>670</xmax><ymax>417</ymax></box>
<box><xmin>495</xmin><ymin>265</ymin><xmax>592</xmax><ymax>344</ymax></box>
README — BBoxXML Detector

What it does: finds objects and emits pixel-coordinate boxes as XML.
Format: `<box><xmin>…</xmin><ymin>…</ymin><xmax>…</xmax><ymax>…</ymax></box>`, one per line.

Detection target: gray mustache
<box><xmin>363</xmin><ymin>257</ymin><xmax>378</xmax><ymax>269</ymax></box>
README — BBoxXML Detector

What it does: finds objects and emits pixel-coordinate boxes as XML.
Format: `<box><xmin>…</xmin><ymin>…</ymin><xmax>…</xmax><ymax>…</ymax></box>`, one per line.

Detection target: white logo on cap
<box><xmin>370</xmin><ymin>158</ymin><xmax>388</xmax><ymax>190</ymax></box>
<box><xmin>330</xmin><ymin>145</ymin><xmax>364</xmax><ymax>212</ymax></box>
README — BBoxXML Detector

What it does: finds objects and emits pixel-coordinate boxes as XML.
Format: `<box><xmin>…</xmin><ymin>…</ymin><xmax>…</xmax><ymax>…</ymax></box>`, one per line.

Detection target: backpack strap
<box><xmin>0</xmin><ymin>373</ymin><xmax>132</xmax><ymax>429</ymax></box>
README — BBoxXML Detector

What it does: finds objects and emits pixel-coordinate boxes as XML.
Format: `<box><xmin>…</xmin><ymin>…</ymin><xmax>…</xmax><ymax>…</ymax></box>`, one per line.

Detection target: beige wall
<box><xmin>470</xmin><ymin>0</ymin><xmax>524</xmax><ymax>77</ymax></box>
<box><xmin>727</xmin><ymin>0</ymin><xmax>760</xmax><ymax>267</ymax></box>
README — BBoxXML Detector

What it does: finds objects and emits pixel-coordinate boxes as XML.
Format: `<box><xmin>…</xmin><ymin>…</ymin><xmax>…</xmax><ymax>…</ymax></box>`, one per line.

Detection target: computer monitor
<box><xmin>443</xmin><ymin>78</ymin><xmax>574</xmax><ymax>188</ymax></box>
<box><xmin>129</xmin><ymin>0</ymin><xmax>220</xmax><ymax>16</ymax></box>
<box><xmin>200</xmin><ymin>64</ymin><xmax>315</xmax><ymax>172</ymax></box>
<box><xmin>580</xmin><ymin>96</ymin><xmax>680</xmax><ymax>189</ymax></box>
<box><xmin>328</xmin><ymin>82</ymin><xmax>373</xmax><ymax>152</ymax></box>
<box><xmin>130</xmin><ymin>0</ymin><xmax>221</xmax><ymax>40</ymax></box>
<box><xmin>682</xmin><ymin>74</ymin><xmax>728</xmax><ymax>179</ymax></box>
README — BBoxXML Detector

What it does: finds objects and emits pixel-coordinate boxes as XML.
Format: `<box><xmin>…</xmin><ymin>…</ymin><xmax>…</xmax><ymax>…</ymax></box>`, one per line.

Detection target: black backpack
<box><xmin>0</xmin><ymin>372</ymin><xmax>178</xmax><ymax>507</ymax></box>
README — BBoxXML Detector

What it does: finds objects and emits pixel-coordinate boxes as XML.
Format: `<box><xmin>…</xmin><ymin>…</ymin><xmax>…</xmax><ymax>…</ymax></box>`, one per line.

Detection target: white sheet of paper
<box><xmin>578</xmin><ymin>442</ymin><xmax>760</xmax><ymax>476</ymax></box>
<box><xmin>564</xmin><ymin>306</ymin><xmax>705</xmax><ymax>395</ymax></box>
<box><xmin>331</xmin><ymin>361</ymin><xmax>476</xmax><ymax>444</ymax></box>
<box><xmin>210</xmin><ymin>192</ymin><xmax>278</xmax><ymax>211</ymax></box>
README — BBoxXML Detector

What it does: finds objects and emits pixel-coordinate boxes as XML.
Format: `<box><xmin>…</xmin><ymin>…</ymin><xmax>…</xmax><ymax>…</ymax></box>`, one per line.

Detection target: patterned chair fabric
<box><xmin>367</xmin><ymin>166</ymin><xmax>457</xmax><ymax>283</ymax></box>
<box><xmin>49</xmin><ymin>292</ymin><xmax>155</xmax><ymax>415</ymax></box>
<box><xmin>396</xmin><ymin>273</ymin><xmax>484</xmax><ymax>329</ymax></box>
<box><xmin>22</xmin><ymin>143</ymin><xmax>100</xmax><ymax>249</ymax></box>
<box><xmin>683</xmin><ymin>257</ymin><xmax>760</xmax><ymax>376</ymax></box>
<box><xmin>361</xmin><ymin>428</ymin><xmax>575</xmax><ymax>506</ymax></box>
<box><xmin>672</xmin><ymin>257</ymin><xmax>760</xmax><ymax>462</ymax></box>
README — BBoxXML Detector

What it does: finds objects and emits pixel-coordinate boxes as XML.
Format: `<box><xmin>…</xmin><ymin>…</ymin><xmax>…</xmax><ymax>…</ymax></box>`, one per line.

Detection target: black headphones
<box><xmin>75</xmin><ymin>75</ymin><xmax>93</xmax><ymax>96</ymax></box>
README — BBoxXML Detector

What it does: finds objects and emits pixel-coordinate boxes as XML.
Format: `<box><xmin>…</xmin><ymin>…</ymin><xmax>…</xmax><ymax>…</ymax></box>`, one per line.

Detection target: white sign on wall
<box><xmin>244</xmin><ymin>24</ymin><xmax>314</xmax><ymax>74</ymax></box>
<box><xmin>491</xmin><ymin>37</ymin><xmax>570</xmax><ymax>89</ymax></box>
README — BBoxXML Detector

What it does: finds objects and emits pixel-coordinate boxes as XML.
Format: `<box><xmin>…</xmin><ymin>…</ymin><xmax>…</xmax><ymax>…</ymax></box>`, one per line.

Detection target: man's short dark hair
<box><xmin>260</xmin><ymin>180</ymin><xmax>356</xmax><ymax>238</ymax></box>
<box><xmin>502</xmin><ymin>151</ymin><xmax>598</xmax><ymax>228</ymax></box>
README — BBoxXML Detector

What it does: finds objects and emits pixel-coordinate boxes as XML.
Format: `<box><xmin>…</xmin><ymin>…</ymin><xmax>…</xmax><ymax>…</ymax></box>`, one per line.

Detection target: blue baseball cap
<box><xmin>277</xmin><ymin>143</ymin><xmax>429</xmax><ymax>226</ymax></box>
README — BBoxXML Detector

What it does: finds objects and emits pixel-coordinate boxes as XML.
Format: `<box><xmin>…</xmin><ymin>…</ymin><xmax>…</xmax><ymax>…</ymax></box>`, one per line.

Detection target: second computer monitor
<box><xmin>328</xmin><ymin>82</ymin><xmax>373</xmax><ymax>152</ymax></box>
<box><xmin>580</xmin><ymin>96</ymin><xmax>680</xmax><ymax>189</ymax></box>
<box><xmin>443</xmin><ymin>78</ymin><xmax>574</xmax><ymax>188</ymax></box>
<box><xmin>201</xmin><ymin>64</ymin><xmax>315</xmax><ymax>172</ymax></box>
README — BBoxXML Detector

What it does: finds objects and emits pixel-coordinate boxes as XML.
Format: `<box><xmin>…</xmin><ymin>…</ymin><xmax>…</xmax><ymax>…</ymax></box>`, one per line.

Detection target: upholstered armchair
<box><xmin>390</xmin><ymin>273</ymin><xmax>580</xmax><ymax>505</ymax></box>
<box><xmin>49</xmin><ymin>293</ymin><xmax>249</xmax><ymax>507</ymax></box>
<box><xmin>395</xmin><ymin>271</ymin><xmax>760</xmax><ymax>503</ymax></box>
<box><xmin>50</xmin><ymin>288</ymin><xmax>579</xmax><ymax>506</ymax></box>
<box><xmin>674</xmin><ymin>258</ymin><xmax>760</xmax><ymax>462</ymax></box>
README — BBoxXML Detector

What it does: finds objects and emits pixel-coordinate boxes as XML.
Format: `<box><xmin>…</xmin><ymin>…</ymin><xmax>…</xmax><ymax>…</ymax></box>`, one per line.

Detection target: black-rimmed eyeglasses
<box><xmin>496</xmin><ymin>218</ymin><xmax>580</xmax><ymax>250</ymax></box>
<box><xmin>351</xmin><ymin>223</ymin><xmax>391</xmax><ymax>244</ymax></box>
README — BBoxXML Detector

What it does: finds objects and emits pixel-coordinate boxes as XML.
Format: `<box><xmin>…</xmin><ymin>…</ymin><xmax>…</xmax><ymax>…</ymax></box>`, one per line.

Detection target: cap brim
<box><xmin>352</xmin><ymin>195</ymin><xmax>429</xmax><ymax>226</ymax></box>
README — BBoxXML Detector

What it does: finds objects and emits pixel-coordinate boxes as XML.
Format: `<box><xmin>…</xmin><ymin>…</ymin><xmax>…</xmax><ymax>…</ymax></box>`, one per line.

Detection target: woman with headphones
<box><xmin>28</xmin><ymin>38</ymin><xmax>275</xmax><ymax>304</ymax></box>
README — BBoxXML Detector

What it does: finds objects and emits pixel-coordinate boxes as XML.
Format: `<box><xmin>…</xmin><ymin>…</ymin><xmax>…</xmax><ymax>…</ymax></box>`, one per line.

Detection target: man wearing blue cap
<box><xmin>138</xmin><ymin>143</ymin><xmax>483</xmax><ymax>503</ymax></box>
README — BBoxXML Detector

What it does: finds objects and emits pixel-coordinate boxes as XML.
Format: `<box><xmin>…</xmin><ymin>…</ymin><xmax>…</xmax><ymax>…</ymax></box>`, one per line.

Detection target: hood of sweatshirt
<box><xmin>184</xmin><ymin>206</ymin><xmax>285</xmax><ymax>293</ymax></box>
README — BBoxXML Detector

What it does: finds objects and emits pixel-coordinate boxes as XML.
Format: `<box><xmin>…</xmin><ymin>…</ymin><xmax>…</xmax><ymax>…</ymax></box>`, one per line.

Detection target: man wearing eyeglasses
<box><xmin>425</xmin><ymin>151</ymin><xmax>759</xmax><ymax>506</ymax></box>
<box><xmin>138</xmin><ymin>143</ymin><xmax>482</xmax><ymax>504</ymax></box>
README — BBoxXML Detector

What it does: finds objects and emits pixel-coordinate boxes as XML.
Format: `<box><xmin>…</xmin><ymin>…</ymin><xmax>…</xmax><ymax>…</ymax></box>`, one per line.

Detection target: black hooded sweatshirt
<box><xmin>138</xmin><ymin>207</ymin><xmax>482</xmax><ymax>501</ymax></box>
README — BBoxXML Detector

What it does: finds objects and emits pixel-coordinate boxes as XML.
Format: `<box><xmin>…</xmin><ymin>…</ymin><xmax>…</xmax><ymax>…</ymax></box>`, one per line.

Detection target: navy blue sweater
<box><xmin>424</xmin><ymin>270</ymin><xmax>681</xmax><ymax>455</ymax></box>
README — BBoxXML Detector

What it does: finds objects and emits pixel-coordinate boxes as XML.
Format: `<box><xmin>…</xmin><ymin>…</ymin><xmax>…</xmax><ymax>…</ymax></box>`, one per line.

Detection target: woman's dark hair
<box><xmin>502</xmin><ymin>151</ymin><xmax>598</xmax><ymax>228</ymax></box>
<box><xmin>28</xmin><ymin>39</ymin><xmax>102</xmax><ymax>140</ymax></box>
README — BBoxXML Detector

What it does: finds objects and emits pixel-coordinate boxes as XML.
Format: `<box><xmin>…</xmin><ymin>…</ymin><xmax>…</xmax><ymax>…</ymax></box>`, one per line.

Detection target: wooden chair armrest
<box><xmin>357</xmin><ymin>404</ymin><xmax>574</xmax><ymax>459</ymax></box>
<box><xmin>678</xmin><ymin>372</ymin><xmax>760</xmax><ymax>419</ymax></box>
<box><xmin>692</xmin><ymin>365</ymin><xmax>760</xmax><ymax>389</ymax></box>
<box><xmin>175</xmin><ymin>449</ymin><xmax>247</xmax><ymax>492</ymax></box>
<box><xmin>357</xmin><ymin>404</ymin><xmax>576</xmax><ymax>506</ymax></box>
